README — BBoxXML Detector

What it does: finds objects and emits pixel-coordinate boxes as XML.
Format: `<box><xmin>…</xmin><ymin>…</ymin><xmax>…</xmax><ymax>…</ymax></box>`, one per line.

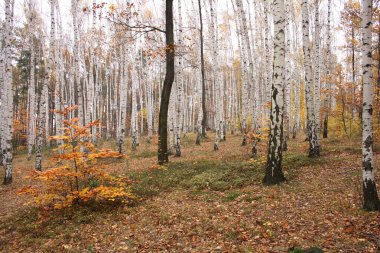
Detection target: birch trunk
<box><xmin>55</xmin><ymin>2</ymin><xmax>64</xmax><ymax>153</ymax></box>
<box><xmin>314</xmin><ymin>0</ymin><xmax>321</xmax><ymax>146</ymax></box>
<box><xmin>131</xmin><ymin>62</ymin><xmax>138</xmax><ymax>151</ymax></box>
<box><xmin>302</xmin><ymin>0</ymin><xmax>320</xmax><ymax>157</ymax></box>
<box><xmin>322</xmin><ymin>0</ymin><xmax>331</xmax><ymax>139</ymax></box>
<box><xmin>264</xmin><ymin>1</ymin><xmax>273</xmax><ymax>127</ymax></box>
<box><xmin>209</xmin><ymin>0</ymin><xmax>220</xmax><ymax>151</ymax></box>
<box><xmin>72</xmin><ymin>0</ymin><xmax>84</xmax><ymax>128</ymax></box>
<box><xmin>147</xmin><ymin>65</ymin><xmax>153</xmax><ymax>141</ymax></box>
<box><xmin>361</xmin><ymin>0</ymin><xmax>380</xmax><ymax>211</ymax></box>
<box><xmin>283</xmin><ymin>0</ymin><xmax>291</xmax><ymax>151</ymax></box>
<box><xmin>196</xmin><ymin>43</ymin><xmax>203</xmax><ymax>145</ymax></box>
<box><xmin>118</xmin><ymin>57</ymin><xmax>127</xmax><ymax>154</ymax></box>
<box><xmin>197</xmin><ymin>0</ymin><xmax>207</xmax><ymax>138</ymax></box>
<box><xmin>233</xmin><ymin>0</ymin><xmax>248</xmax><ymax>146</ymax></box>
<box><xmin>27</xmin><ymin>1</ymin><xmax>36</xmax><ymax>160</ymax></box>
<box><xmin>175</xmin><ymin>0</ymin><xmax>183</xmax><ymax>157</ymax></box>
<box><xmin>263</xmin><ymin>0</ymin><xmax>286</xmax><ymax>185</ymax></box>
<box><xmin>2</xmin><ymin>0</ymin><xmax>14</xmax><ymax>184</ymax></box>
<box><xmin>36</xmin><ymin>0</ymin><xmax>55</xmax><ymax>170</ymax></box>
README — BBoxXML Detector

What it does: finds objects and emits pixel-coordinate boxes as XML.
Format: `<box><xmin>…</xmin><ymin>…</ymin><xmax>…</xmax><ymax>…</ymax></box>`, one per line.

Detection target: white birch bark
<box><xmin>209</xmin><ymin>0</ymin><xmax>220</xmax><ymax>151</ymax></box>
<box><xmin>301</xmin><ymin>0</ymin><xmax>320</xmax><ymax>157</ymax></box>
<box><xmin>147</xmin><ymin>64</ymin><xmax>153</xmax><ymax>141</ymax></box>
<box><xmin>283</xmin><ymin>0</ymin><xmax>291</xmax><ymax>151</ymax></box>
<box><xmin>322</xmin><ymin>0</ymin><xmax>331</xmax><ymax>139</ymax></box>
<box><xmin>2</xmin><ymin>0</ymin><xmax>14</xmax><ymax>184</ymax></box>
<box><xmin>27</xmin><ymin>1</ymin><xmax>36</xmax><ymax>160</ymax></box>
<box><xmin>72</xmin><ymin>0</ymin><xmax>84</xmax><ymax>127</ymax></box>
<box><xmin>264</xmin><ymin>1</ymin><xmax>273</xmax><ymax>127</ymax></box>
<box><xmin>54</xmin><ymin>1</ymin><xmax>64</xmax><ymax>153</ymax></box>
<box><xmin>35</xmin><ymin>0</ymin><xmax>55</xmax><ymax>170</ymax></box>
<box><xmin>314</xmin><ymin>0</ymin><xmax>321</xmax><ymax>146</ymax></box>
<box><xmin>131</xmin><ymin>61</ymin><xmax>138</xmax><ymax>151</ymax></box>
<box><xmin>118</xmin><ymin>54</ymin><xmax>128</xmax><ymax>154</ymax></box>
<box><xmin>236</xmin><ymin>0</ymin><xmax>256</xmax><ymax>139</ymax></box>
<box><xmin>263</xmin><ymin>0</ymin><xmax>286</xmax><ymax>185</ymax></box>
<box><xmin>361</xmin><ymin>0</ymin><xmax>380</xmax><ymax>211</ymax></box>
<box><xmin>175</xmin><ymin>0</ymin><xmax>183</xmax><ymax>156</ymax></box>
<box><xmin>232</xmin><ymin>0</ymin><xmax>248</xmax><ymax>145</ymax></box>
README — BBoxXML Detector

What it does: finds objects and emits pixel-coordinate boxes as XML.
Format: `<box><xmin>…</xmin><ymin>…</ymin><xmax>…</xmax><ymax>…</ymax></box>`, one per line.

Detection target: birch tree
<box><xmin>27</xmin><ymin>0</ymin><xmax>36</xmax><ymax>160</ymax></box>
<box><xmin>194</xmin><ymin>0</ymin><xmax>204</xmax><ymax>145</ymax></box>
<box><xmin>283</xmin><ymin>0</ymin><xmax>292</xmax><ymax>151</ymax></box>
<box><xmin>361</xmin><ymin>0</ymin><xmax>380</xmax><ymax>211</ymax></box>
<box><xmin>323</xmin><ymin>0</ymin><xmax>332</xmax><ymax>138</ymax></box>
<box><xmin>35</xmin><ymin>0</ymin><xmax>56</xmax><ymax>170</ymax></box>
<box><xmin>2</xmin><ymin>0</ymin><xmax>14</xmax><ymax>184</ymax></box>
<box><xmin>314</xmin><ymin>0</ymin><xmax>321</xmax><ymax>146</ymax></box>
<box><xmin>263</xmin><ymin>0</ymin><xmax>286</xmax><ymax>185</ymax></box>
<box><xmin>72</xmin><ymin>0</ymin><xmax>84</xmax><ymax>127</ymax></box>
<box><xmin>175</xmin><ymin>0</ymin><xmax>183</xmax><ymax>157</ymax></box>
<box><xmin>302</xmin><ymin>0</ymin><xmax>320</xmax><ymax>157</ymax></box>
<box><xmin>198</xmin><ymin>0</ymin><xmax>207</xmax><ymax>139</ymax></box>
<box><xmin>209</xmin><ymin>0</ymin><xmax>220</xmax><ymax>151</ymax></box>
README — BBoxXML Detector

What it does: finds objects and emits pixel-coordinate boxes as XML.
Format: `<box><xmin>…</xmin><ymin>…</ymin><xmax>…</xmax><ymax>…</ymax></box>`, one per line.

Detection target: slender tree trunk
<box><xmin>293</xmin><ymin>76</ymin><xmax>301</xmax><ymax>138</ymax></box>
<box><xmin>198</xmin><ymin>0</ymin><xmax>207</xmax><ymax>138</ymax></box>
<box><xmin>72</xmin><ymin>0</ymin><xmax>84</xmax><ymax>128</ymax></box>
<box><xmin>323</xmin><ymin>0</ymin><xmax>332</xmax><ymax>138</ymax></box>
<box><xmin>2</xmin><ymin>0</ymin><xmax>14</xmax><ymax>184</ymax></box>
<box><xmin>132</xmin><ymin>63</ymin><xmax>138</xmax><ymax>151</ymax></box>
<box><xmin>263</xmin><ymin>0</ymin><xmax>286</xmax><ymax>186</ymax></box>
<box><xmin>118</xmin><ymin>57</ymin><xmax>127</xmax><ymax>154</ymax></box>
<box><xmin>314</xmin><ymin>0</ymin><xmax>321</xmax><ymax>146</ymax></box>
<box><xmin>158</xmin><ymin>0</ymin><xmax>175</xmax><ymax>165</ymax></box>
<box><xmin>264</xmin><ymin>1</ymin><xmax>273</xmax><ymax>128</ymax></box>
<box><xmin>209</xmin><ymin>0</ymin><xmax>220</xmax><ymax>151</ymax></box>
<box><xmin>36</xmin><ymin>0</ymin><xmax>55</xmax><ymax>170</ymax></box>
<box><xmin>283</xmin><ymin>0</ymin><xmax>291</xmax><ymax>151</ymax></box>
<box><xmin>361</xmin><ymin>0</ymin><xmax>380</xmax><ymax>211</ymax></box>
<box><xmin>55</xmin><ymin>1</ymin><xmax>64</xmax><ymax>154</ymax></box>
<box><xmin>302</xmin><ymin>0</ymin><xmax>320</xmax><ymax>157</ymax></box>
<box><xmin>27</xmin><ymin>2</ymin><xmax>36</xmax><ymax>160</ymax></box>
<box><xmin>196</xmin><ymin>49</ymin><xmax>203</xmax><ymax>145</ymax></box>
<box><xmin>175</xmin><ymin>0</ymin><xmax>183</xmax><ymax>157</ymax></box>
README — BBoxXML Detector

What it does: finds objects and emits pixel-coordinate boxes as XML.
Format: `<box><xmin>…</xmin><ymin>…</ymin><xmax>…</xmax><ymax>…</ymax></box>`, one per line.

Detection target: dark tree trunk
<box><xmin>158</xmin><ymin>0</ymin><xmax>175</xmax><ymax>165</ymax></box>
<box><xmin>363</xmin><ymin>178</ymin><xmax>380</xmax><ymax>211</ymax></box>
<box><xmin>322</xmin><ymin>116</ymin><xmax>328</xmax><ymax>138</ymax></box>
<box><xmin>198</xmin><ymin>0</ymin><xmax>207</xmax><ymax>138</ymax></box>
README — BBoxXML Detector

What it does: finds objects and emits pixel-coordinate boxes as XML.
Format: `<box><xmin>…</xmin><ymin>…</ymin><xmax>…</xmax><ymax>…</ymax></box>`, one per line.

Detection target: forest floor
<box><xmin>0</xmin><ymin>133</ymin><xmax>380</xmax><ymax>252</ymax></box>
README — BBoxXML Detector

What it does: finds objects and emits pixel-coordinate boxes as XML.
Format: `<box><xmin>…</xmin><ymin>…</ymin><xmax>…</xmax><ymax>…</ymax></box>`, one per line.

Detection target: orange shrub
<box><xmin>18</xmin><ymin>106</ymin><xmax>134</xmax><ymax>210</ymax></box>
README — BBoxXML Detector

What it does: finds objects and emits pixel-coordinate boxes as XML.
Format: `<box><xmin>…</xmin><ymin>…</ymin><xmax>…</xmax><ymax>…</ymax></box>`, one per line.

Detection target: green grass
<box><xmin>223</xmin><ymin>192</ymin><xmax>240</xmax><ymax>202</ymax></box>
<box><xmin>129</xmin><ymin>150</ymin><xmax>156</xmax><ymax>159</ymax></box>
<box><xmin>283</xmin><ymin>152</ymin><xmax>342</xmax><ymax>169</ymax></box>
<box><xmin>127</xmin><ymin>159</ymin><xmax>263</xmax><ymax>199</ymax></box>
<box><xmin>128</xmin><ymin>150</ymin><xmax>339</xmax><ymax>200</ymax></box>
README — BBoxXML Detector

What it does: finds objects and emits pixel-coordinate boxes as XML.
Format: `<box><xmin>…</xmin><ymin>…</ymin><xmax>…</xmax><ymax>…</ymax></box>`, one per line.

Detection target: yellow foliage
<box><xmin>18</xmin><ymin>106</ymin><xmax>134</xmax><ymax>211</ymax></box>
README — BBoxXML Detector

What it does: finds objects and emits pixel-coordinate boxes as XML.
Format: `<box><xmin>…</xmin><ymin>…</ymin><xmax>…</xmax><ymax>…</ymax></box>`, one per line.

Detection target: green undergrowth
<box><xmin>128</xmin><ymin>149</ymin><xmax>338</xmax><ymax>200</ymax></box>
<box><xmin>128</xmin><ymin>159</ymin><xmax>264</xmax><ymax>199</ymax></box>
<box><xmin>129</xmin><ymin>149</ymin><xmax>156</xmax><ymax>159</ymax></box>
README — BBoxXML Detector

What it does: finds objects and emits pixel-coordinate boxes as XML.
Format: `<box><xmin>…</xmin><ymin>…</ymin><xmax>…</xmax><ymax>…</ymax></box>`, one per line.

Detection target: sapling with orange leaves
<box><xmin>18</xmin><ymin>106</ymin><xmax>134</xmax><ymax>210</ymax></box>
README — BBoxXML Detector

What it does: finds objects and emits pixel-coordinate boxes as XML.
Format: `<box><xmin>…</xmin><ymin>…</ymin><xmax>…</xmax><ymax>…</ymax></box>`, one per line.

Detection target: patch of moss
<box><xmin>128</xmin><ymin>160</ymin><xmax>262</xmax><ymax>199</ymax></box>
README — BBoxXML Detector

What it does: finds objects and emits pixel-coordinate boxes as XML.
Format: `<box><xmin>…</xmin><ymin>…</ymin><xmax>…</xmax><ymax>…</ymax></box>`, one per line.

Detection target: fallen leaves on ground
<box><xmin>0</xmin><ymin>134</ymin><xmax>379</xmax><ymax>252</ymax></box>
